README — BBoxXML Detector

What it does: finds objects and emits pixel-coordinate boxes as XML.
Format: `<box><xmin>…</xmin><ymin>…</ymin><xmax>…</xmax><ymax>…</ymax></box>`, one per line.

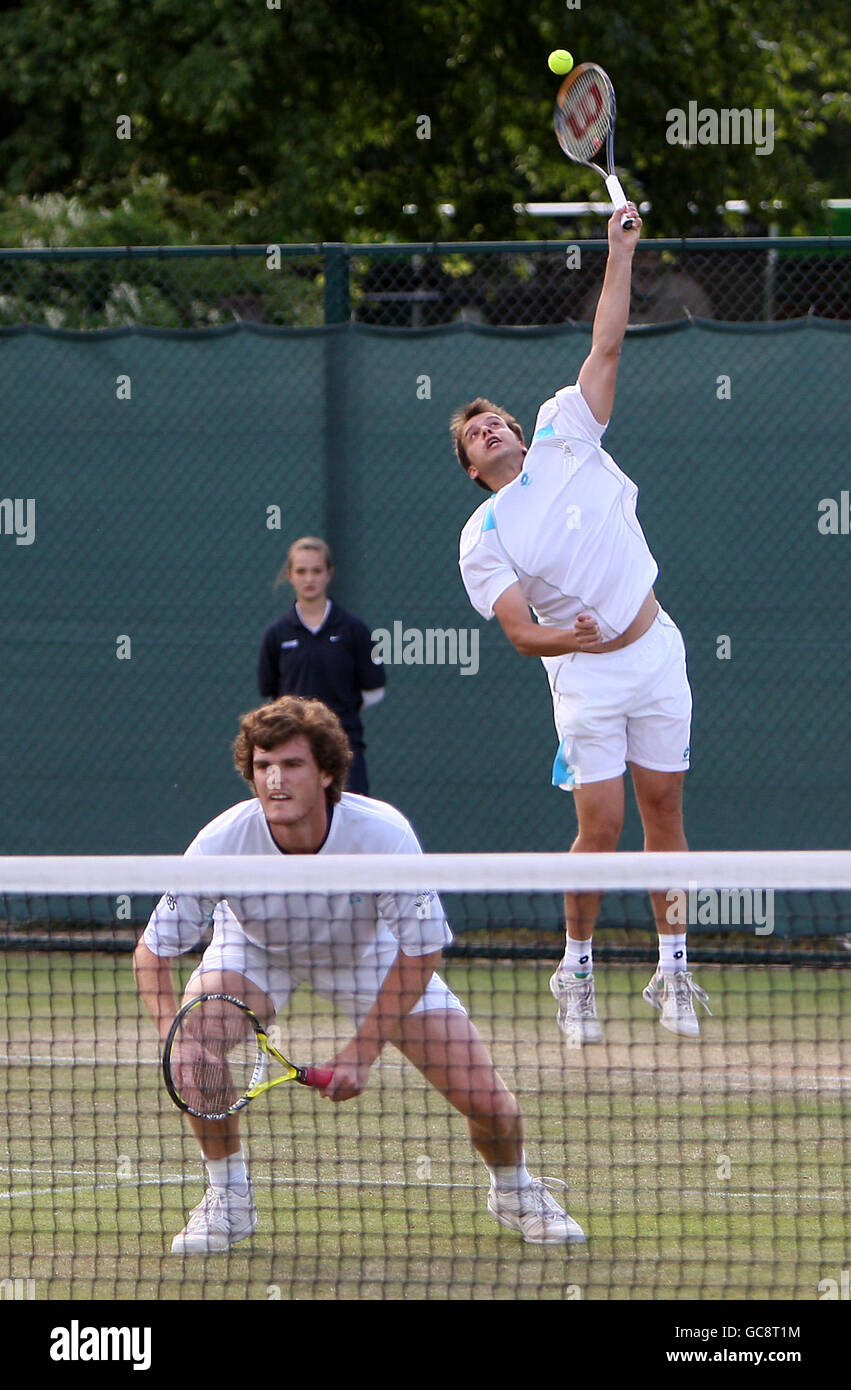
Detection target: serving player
<box><xmin>134</xmin><ymin>696</ymin><xmax>585</xmax><ymax>1252</ymax></box>
<box><xmin>451</xmin><ymin>204</ymin><xmax>710</xmax><ymax>1043</ymax></box>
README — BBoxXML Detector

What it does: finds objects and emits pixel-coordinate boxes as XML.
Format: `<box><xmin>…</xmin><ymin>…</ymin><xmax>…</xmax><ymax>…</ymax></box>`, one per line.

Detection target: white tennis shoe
<box><xmin>643</xmin><ymin>970</ymin><xmax>712</xmax><ymax>1038</ymax></box>
<box><xmin>171</xmin><ymin>1184</ymin><xmax>258</xmax><ymax>1254</ymax></box>
<box><xmin>488</xmin><ymin>1176</ymin><xmax>586</xmax><ymax>1245</ymax></box>
<box><xmin>549</xmin><ymin>970</ymin><xmax>604</xmax><ymax>1044</ymax></box>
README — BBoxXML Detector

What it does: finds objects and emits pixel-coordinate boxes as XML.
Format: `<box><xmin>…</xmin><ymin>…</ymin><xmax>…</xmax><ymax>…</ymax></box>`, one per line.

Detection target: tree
<box><xmin>0</xmin><ymin>0</ymin><xmax>847</xmax><ymax>241</ymax></box>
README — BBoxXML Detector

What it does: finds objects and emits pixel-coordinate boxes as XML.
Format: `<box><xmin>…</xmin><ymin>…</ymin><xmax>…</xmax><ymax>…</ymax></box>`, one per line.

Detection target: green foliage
<box><xmin>0</xmin><ymin>180</ymin><xmax>324</xmax><ymax>328</ymax></box>
<box><xmin>0</xmin><ymin>0</ymin><xmax>848</xmax><ymax>241</ymax></box>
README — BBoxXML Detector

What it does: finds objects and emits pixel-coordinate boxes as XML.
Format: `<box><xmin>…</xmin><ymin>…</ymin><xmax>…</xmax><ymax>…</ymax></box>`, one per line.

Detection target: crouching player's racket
<box><xmin>553</xmin><ymin>63</ymin><xmax>635</xmax><ymax>228</ymax></box>
<box><xmin>163</xmin><ymin>993</ymin><xmax>334</xmax><ymax>1120</ymax></box>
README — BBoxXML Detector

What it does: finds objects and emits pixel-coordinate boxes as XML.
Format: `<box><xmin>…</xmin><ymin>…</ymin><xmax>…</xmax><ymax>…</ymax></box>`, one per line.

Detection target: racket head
<box><xmin>162</xmin><ymin>992</ymin><xmax>270</xmax><ymax>1120</ymax></box>
<box><xmin>553</xmin><ymin>62</ymin><xmax>617</xmax><ymax>171</ymax></box>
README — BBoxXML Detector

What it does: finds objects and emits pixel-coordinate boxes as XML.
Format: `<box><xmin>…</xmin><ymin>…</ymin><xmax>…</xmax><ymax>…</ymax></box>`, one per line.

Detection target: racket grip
<box><xmin>303</xmin><ymin>1066</ymin><xmax>334</xmax><ymax>1090</ymax></box>
<box><xmin>604</xmin><ymin>174</ymin><xmax>635</xmax><ymax>229</ymax></box>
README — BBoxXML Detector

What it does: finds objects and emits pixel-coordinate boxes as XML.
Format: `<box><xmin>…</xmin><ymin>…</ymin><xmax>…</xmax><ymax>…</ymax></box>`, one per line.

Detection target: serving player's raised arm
<box><xmin>577</xmin><ymin>204</ymin><xmax>642</xmax><ymax>427</ymax></box>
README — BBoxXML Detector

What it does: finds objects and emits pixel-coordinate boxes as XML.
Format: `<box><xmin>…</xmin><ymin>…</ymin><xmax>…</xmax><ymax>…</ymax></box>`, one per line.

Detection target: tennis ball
<box><xmin>548</xmin><ymin>49</ymin><xmax>574</xmax><ymax>75</ymax></box>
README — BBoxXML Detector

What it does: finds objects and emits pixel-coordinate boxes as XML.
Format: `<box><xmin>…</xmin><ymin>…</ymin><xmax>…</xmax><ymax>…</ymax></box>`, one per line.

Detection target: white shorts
<box><xmin>186</xmin><ymin>931</ymin><xmax>468</xmax><ymax>1024</ymax></box>
<box><xmin>550</xmin><ymin>608</ymin><xmax>692</xmax><ymax>790</ymax></box>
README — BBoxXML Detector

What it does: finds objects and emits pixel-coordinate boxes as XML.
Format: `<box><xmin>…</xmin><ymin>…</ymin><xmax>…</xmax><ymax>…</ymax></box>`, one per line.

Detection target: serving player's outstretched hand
<box><xmin>609</xmin><ymin>202</ymin><xmax>642</xmax><ymax>250</ymax></box>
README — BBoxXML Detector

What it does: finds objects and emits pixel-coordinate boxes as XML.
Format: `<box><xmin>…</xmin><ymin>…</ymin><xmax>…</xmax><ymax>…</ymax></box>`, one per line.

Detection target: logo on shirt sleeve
<box><xmin>415</xmin><ymin>890</ymin><xmax>436</xmax><ymax>920</ymax></box>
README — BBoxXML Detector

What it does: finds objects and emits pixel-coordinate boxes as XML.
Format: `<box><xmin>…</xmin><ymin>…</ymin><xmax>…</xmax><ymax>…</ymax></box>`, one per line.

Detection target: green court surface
<box><xmin>1</xmin><ymin>954</ymin><xmax>849</xmax><ymax>1301</ymax></box>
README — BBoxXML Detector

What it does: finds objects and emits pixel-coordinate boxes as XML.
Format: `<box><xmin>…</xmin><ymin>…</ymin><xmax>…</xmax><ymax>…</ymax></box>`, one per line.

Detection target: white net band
<box><xmin>1</xmin><ymin>849</ymin><xmax>848</xmax><ymax>895</ymax></box>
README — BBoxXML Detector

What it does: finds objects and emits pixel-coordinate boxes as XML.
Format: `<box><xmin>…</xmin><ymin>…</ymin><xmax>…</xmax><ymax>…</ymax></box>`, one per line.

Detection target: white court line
<box><xmin>0</xmin><ymin>1053</ymin><xmax>401</xmax><ymax>1069</ymax></box>
<box><xmin>0</xmin><ymin>1170</ymin><xmax>470</xmax><ymax>1200</ymax></box>
<box><xmin>0</xmin><ymin>1054</ymin><xmax>162</xmax><ymax>1066</ymax></box>
<box><xmin>0</xmin><ymin>1166</ymin><xmax>845</xmax><ymax>1204</ymax></box>
<box><xmin>3</xmin><ymin>1053</ymin><xmax>850</xmax><ymax>1089</ymax></box>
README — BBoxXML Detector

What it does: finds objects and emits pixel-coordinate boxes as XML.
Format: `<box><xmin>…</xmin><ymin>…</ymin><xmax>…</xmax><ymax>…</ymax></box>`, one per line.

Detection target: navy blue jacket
<box><xmin>257</xmin><ymin>601</ymin><xmax>385</xmax><ymax>748</ymax></box>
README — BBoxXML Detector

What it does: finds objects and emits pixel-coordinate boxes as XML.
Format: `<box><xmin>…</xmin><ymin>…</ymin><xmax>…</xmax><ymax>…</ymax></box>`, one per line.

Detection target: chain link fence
<box><xmin>0</xmin><ymin>239</ymin><xmax>849</xmax><ymax>329</ymax></box>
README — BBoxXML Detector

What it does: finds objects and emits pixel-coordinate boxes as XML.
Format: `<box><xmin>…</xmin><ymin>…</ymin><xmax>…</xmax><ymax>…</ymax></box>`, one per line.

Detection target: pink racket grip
<box><xmin>303</xmin><ymin>1066</ymin><xmax>334</xmax><ymax>1090</ymax></box>
<box><xmin>604</xmin><ymin>174</ymin><xmax>635</xmax><ymax>229</ymax></box>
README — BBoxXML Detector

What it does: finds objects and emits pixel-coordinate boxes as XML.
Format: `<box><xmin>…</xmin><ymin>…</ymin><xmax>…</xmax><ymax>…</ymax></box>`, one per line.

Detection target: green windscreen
<box><xmin>0</xmin><ymin>319</ymin><xmax>847</xmax><ymax>856</ymax></box>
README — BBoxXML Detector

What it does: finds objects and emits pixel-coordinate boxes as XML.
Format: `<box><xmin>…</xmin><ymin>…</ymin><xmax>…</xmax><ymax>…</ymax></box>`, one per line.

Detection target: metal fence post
<box><xmin>322</xmin><ymin>244</ymin><xmax>351</xmax><ymax>584</ymax></box>
<box><xmin>323</xmin><ymin>244</ymin><xmax>351</xmax><ymax>325</ymax></box>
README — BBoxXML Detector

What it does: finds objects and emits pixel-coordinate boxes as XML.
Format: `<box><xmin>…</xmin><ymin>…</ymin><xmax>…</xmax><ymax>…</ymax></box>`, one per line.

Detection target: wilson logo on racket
<box><xmin>553</xmin><ymin>62</ymin><xmax>635</xmax><ymax>230</ymax></box>
<box><xmin>162</xmin><ymin>993</ymin><xmax>333</xmax><ymax>1120</ymax></box>
<box><xmin>564</xmin><ymin>81</ymin><xmax>603</xmax><ymax>140</ymax></box>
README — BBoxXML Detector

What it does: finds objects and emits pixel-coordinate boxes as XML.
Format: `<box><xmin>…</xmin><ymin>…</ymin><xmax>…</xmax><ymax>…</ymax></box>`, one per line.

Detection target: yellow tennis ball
<box><xmin>548</xmin><ymin>49</ymin><xmax>574</xmax><ymax>75</ymax></box>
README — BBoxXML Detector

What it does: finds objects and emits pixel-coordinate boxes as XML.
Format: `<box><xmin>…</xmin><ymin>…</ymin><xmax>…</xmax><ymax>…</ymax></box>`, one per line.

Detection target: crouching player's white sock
<box><xmin>488</xmin><ymin>1149</ymin><xmax>534</xmax><ymax>1194</ymax></box>
<box><xmin>204</xmin><ymin>1146</ymin><xmax>250</xmax><ymax>1195</ymax></box>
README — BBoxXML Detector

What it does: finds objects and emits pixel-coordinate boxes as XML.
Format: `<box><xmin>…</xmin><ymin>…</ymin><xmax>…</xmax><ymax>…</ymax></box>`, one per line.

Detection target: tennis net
<box><xmin>1</xmin><ymin>850</ymin><xmax>849</xmax><ymax>1303</ymax></box>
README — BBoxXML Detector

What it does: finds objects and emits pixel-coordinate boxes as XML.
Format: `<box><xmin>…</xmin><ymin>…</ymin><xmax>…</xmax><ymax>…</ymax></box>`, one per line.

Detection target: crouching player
<box><xmin>134</xmin><ymin>696</ymin><xmax>585</xmax><ymax>1251</ymax></box>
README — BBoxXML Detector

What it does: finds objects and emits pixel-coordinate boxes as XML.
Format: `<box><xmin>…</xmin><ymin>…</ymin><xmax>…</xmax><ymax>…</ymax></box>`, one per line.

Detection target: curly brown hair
<box><xmin>449</xmin><ymin>397</ymin><xmax>526</xmax><ymax>492</ymax></box>
<box><xmin>233</xmin><ymin>697</ymin><xmax>352</xmax><ymax>803</ymax></box>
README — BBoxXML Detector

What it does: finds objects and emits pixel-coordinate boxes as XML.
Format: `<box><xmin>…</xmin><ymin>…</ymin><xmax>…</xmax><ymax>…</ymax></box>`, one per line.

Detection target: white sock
<box><xmin>205</xmin><ymin>1147</ymin><xmax>250</xmax><ymax>1194</ymax></box>
<box><xmin>658</xmin><ymin>934</ymin><xmax>688</xmax><ymax>976</ymax></box>
<box><xmin>561</xmin><ymin>937</ymin><xmax>593</xmax><ymax>978</ymax></box>
<box><xmin>489</xmin><ymin>1152</ymin><xmax>533</xmax><ymax>1194</ymax></box>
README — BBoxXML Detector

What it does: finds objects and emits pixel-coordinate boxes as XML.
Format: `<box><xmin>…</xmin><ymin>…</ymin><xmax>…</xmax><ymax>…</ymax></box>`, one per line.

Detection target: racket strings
<box><xmin>170</xmin><ymin>1001</ymin><xmax>260</xmax><ymax>1116</ymax></box>
<box><xmin>555</xmin><ymin>69</ymin><xmax>613</xmax><ymax>161</ymax></box>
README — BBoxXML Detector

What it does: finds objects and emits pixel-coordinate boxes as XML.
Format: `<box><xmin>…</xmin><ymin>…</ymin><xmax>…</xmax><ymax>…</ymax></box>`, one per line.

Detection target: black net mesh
<box><xmin>0</xmin><ymin>854</ymin><xmax>849</xmax><ymax>1301</ymax></box>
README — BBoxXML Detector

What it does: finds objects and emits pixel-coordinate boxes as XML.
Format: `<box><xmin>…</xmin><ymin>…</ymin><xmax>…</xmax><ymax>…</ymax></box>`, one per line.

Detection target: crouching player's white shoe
<box><xmin>642</xmin><ymin>970</ymin><xmax>712</xmax><ymax>1038</ymax></box>
<box><xmin>549</xmin><ymin>971</ymin><xmax>604</xmax><ymax>1045</ymax></box>
<box><xmin>487</xmin><ymin>1176</ymin><xmax>586</xmax><ymax>1245</ymax></box>
<box><xmin>171</xmin><ymin>1184</ymin><xmax>258</xmax><ymax>1254</ymax></box>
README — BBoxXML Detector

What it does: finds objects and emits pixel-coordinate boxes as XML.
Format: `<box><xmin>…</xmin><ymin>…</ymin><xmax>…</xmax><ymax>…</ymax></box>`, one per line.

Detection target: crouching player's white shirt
<box><xmin>143</xmin><ymin>794</ymin><xmax>463</xmax><ymax>1019</ymax></box>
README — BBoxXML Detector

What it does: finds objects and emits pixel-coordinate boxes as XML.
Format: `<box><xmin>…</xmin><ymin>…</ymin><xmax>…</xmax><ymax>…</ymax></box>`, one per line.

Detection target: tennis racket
<box><xmin>553</xmin><ymin>63</ymin><xmax>635</xmax><ymax>229</ymax></box>
<box><xmin>163</xmin><ymin>993</ymin><xmax>334</xmax><ymax>1120</ymax></box>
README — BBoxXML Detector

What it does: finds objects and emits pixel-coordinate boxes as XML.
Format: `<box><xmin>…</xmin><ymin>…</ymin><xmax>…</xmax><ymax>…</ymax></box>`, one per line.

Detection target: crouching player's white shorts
<box><xmin>187</xmin><ymin>919</ymin><xmax>468</xmax><ymax>1023</ymax></box>
<box><xmin>550</xmin><ymin>607</ymin><xmax>692</xmax><ymax>790</ymax></box>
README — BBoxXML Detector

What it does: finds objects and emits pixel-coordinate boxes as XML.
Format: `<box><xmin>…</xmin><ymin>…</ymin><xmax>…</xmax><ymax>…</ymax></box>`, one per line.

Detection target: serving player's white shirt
<box><xmin>143</xmin><ymin>793</ymin><xmax>453</xmax><ymax>968</ymax></box>
<box><xmin>459</xmin><ymin>384</ymin><xmax>658</xmax><ymax>685</ymax></box>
